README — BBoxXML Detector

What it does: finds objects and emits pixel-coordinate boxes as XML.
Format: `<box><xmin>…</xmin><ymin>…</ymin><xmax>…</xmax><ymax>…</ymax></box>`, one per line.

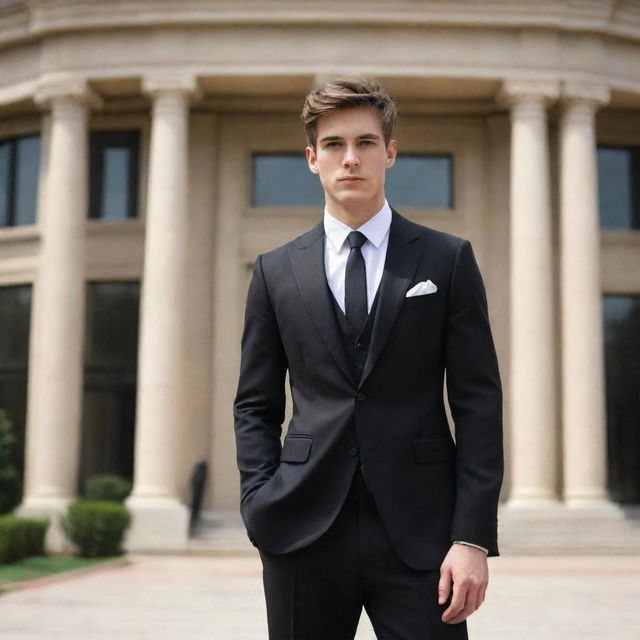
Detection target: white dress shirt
<box><xmin>323</xmin><ymin>201</ymin><xmax>391</xmax><ymax>313</ymax></box>
<box><xmin>322</xmin><ymin>200</ymin><xmax>489</xmax><ymax>556</ymax></box>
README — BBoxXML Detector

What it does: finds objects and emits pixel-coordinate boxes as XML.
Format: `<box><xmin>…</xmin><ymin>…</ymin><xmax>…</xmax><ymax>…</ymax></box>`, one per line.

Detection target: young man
<box><xmin>234</xmin><ymin>77</ymin><xmax>503</xmax><ymax>639</ymax></box>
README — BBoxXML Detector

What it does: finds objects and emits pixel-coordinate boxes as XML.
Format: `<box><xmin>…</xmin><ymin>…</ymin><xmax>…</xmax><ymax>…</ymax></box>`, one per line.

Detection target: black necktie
<box><xmin>345</xmin><ymin>231</ymin><xmax>368</xmax><ymax>330</ymax></box>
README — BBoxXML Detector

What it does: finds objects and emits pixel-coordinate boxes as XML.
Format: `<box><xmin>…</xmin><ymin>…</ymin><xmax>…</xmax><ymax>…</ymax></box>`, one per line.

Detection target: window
<box><xmin>603</xmin><ymin>295</ymin><xmax>640</xmax><ymax>503</ymax></box>
<box><xmin>0</xmin><ymin>285</ymin><xmax>32</xmax><ymax>502</ymax></box>
<box><xmin>597</xmin><ymin>146</ymin><xmax>640</xmax><ymax>230</ymax></box>
<box><xmin>252</xmin><ymin>153</ymin><xmax>454</xmax><ymax>209</ymax></box>
<box><xmin>89</xmin><ymin>131</ymin><xmax>140</xmax><ymax>220</ymax></box>
<box><xmin>386</xmin><ymin>155</ymin><xmax>453</xmax><ymax>209</ymax></box>
<box><xmin>80</xmin><ymin>282</ymin><xmax>140</xmax><ymax>488</ymax></box>
<box><xmin>253</xmin><ymin>153</ymin><xmax>324</xmax><ymax>206</ymax></box>
<box><xmin>0</xmin><ymin>135</ymin><xmax>41</xmax><ymax>228</ymax></box>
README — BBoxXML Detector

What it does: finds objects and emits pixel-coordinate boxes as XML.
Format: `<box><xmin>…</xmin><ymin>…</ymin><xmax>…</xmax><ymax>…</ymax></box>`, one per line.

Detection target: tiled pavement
<box><xmin>1</xmin><ymin>553</ymin><xmax>639</xmax><ymax>639</ymax></box>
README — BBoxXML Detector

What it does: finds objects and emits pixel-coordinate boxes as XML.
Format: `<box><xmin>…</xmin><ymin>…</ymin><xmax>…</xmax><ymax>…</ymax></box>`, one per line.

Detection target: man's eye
<box><xmin>326</xmin><ymin>142</ymin><xmax>340</xmax><ymax>148</ymax></box>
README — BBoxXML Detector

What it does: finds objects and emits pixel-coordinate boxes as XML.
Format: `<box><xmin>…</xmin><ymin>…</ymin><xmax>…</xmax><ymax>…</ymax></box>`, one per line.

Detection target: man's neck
<box><xmin>325</xmin><ymin>197</ymin><xmax>386</xmax><ymax>230</ymax></box>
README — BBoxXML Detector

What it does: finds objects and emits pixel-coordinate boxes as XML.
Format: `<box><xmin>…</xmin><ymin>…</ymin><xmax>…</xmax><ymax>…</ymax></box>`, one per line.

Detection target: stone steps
<box><xmin>188</xmin><ymin>506</ymin><xmax>640</xmax><ymax>556</ymax></box>
<box><xmin>497</xmin><ymin>504</ymin><xmax>640</xmax><ymax>555</ymax></box>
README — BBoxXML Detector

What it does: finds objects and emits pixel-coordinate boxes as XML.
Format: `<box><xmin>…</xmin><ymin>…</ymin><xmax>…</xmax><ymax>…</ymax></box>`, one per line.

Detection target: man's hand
<box><xmin>438</xmin><ymin>543</ymin><xmax>488</xmax><ymax>624</ymax></box>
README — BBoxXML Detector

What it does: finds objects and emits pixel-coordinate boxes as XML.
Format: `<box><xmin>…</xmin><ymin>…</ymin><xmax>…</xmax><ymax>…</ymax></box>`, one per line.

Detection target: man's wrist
<box><xmin>452</xmin><ymin>540</ymin><xmax>489</xmax><ymax>555</ymax></box>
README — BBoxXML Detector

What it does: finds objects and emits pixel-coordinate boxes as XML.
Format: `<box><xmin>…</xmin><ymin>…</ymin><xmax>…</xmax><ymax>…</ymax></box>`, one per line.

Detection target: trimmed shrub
<box><xmin>64</xmin><ymin>500</ymin><xmax>131</xmax><ymax>558</ymax></box>
<box><xmin>83</xmin><ymin>475</ymin><xmax>132</xmax><ymax>503</ymax></box>
<box><xmin>0</xmin><ymin>515</ymin><xmax>48</xmax><ymax>563</ymax></box>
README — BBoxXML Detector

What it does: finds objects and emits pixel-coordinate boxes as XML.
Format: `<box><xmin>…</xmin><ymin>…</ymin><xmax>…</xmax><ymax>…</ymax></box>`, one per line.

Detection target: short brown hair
<box><xmin>301</xmin><ymin>77</ymin><xmax>398</xmax><ymax>149</ymax></box>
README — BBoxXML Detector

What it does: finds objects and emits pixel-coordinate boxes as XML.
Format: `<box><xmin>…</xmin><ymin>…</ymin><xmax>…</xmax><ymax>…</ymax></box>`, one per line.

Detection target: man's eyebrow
<box><xmin>319</xmin><ymin>133</ymin><xmax>381</xmax><ymax>143</ymax></box>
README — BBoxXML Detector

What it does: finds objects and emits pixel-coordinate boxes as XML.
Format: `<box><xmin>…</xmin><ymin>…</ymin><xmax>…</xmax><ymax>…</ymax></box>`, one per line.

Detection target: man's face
<box><xmin>306</xmin><ymin>106</ymin><xmax>397</xmax><ymax>217</ymax></box>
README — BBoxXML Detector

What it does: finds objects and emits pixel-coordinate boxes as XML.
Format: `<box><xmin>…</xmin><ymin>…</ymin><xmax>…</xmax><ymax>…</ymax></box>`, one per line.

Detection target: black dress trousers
<box><xmin>258</xmin><ymin>469</ymin><xmax>469</xmax><ymax>640</ymax></box>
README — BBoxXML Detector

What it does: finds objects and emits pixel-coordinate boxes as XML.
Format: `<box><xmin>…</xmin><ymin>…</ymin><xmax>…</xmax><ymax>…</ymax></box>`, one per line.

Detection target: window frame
<box><xmin>0</xmin><ymin>134</ymin><xmax>40</xmax><ymax>228</ymax></box>
<box><xmin>250</xmin><ymin>150</ymin><xmax>455</xmax><ymax>210</ymax></box>
<box><xmin>88</xmin><ymin>130</ymin><xmax>140</xmax><ymax>221</ymax></box>
<box><xmin>597</xmin><ymin>144</ymin><xmax>640</xmax><ymax>231</ymax></box>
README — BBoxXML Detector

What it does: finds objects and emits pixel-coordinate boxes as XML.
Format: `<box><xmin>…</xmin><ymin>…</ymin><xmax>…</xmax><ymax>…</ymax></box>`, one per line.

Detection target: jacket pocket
<box><xmin>280</xmin><ymin>435</ymin><xmax>313</xmax><ymax>463</ymax></box>
<box><xmin>413</xmin><ymin>434</ymin><xmax>455</xmax><ymax>464</ymax></box>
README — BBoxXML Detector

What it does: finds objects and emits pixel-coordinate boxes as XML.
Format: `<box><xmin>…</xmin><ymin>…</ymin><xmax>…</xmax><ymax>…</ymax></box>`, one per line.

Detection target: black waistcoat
<box><xmin>327</xmin><ymin>283</ymin><xmax>380</xmax><ymax>385</ymax></box>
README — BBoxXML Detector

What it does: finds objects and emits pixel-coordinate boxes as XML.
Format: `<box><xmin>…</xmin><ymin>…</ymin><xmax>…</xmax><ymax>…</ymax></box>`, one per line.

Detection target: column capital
<box><xmin>561</xmin><ymin>82</ymin><xmax>610</xmax><ymax>107</ymax></box>
<box><xmin>142</xmin><ymin>74</ymin><xmax>202</xmax><ymax>101</ymax></box>
<box><xmin>34</xmin><ymin>77</ymin><xmax>102</xmax><ymax>110</ymax></box>
<box><xmin>498</xmin><ymin>79</ymin><xmax>560</xmax><ymax>107</ymax></box>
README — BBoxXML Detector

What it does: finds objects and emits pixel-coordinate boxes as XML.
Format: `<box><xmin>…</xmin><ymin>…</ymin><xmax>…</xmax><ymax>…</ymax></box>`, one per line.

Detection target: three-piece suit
<box><xmin>234</xmin><ymin>208</ymin><xmax>503</xmax><ymax>638</ymax></box>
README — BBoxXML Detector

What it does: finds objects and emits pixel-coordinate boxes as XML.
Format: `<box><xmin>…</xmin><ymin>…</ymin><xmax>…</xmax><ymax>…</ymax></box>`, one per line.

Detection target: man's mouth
<box><xmin>338</xmin><ymin>176</ymin><xmax>364</xmax><ymax>182</ymax></box>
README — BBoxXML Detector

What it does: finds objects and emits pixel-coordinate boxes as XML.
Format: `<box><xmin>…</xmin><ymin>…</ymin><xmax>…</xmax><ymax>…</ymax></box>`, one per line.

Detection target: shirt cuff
<box><xmin>453</xmin><ymin>540</ymin><xmax>489</xmax><ymax>555</ymax></box>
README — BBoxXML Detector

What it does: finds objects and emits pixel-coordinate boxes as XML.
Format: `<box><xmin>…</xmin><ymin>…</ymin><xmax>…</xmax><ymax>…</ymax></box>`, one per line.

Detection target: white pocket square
<box><xmin>406</xmin><ymin>280</ymin><xmax>438</xmax><ymax>297</ymax></box>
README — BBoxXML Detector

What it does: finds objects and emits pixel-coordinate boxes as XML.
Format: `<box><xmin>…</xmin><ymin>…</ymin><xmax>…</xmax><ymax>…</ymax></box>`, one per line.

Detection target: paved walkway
<box><xmin>1</xmin><ymin>553</ymin><xmax>639</xmax><ymax>639</ymax></box>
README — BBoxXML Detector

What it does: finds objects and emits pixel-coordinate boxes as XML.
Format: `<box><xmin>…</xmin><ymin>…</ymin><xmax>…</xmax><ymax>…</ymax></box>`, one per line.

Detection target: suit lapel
<box><xmin>358</xmin><ymin>210</ymin><xmax>424</xmax><ymax>390</ymax></box>
<box><xmin>288</xmin><ymin>221</ymin><xmax>355</xmax><ymax>387</ymax></box>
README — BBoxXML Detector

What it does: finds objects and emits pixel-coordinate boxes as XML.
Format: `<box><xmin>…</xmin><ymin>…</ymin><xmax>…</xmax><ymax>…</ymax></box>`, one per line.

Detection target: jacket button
<box><xmin>356</xmin><ymin>392</ymin><xmax>366</xmax><ymax>402</ymax></box>
<box><xmin>349</xmin><ymin>447</ymin><xmax>359</xmax><ymax>457</ymax></box>
<box><xmin>355</xmin><ymin>342</ymin><xmax>366</xmax><ymax>350</ymax></box>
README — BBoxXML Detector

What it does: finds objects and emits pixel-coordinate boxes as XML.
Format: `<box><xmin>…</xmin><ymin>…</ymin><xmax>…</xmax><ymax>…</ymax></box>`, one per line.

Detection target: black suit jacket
<box><xmin>233</xmin><ymin>209</ymin><xmax>503</xmax><ymax>571</ymax></box>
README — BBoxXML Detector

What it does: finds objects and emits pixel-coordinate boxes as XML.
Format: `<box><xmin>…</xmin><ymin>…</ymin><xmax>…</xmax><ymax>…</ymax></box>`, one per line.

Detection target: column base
<box><xmin>16</xmin><ymin>495</ymin><xmax>75</xmax><ymax>554</ymax></box>
<box><xmin>562</xmin><ymin>487</ymin><xmax>614</xmax><ymax>509</ymax></box>
<box><xmin>505</xmin><ymin>491</ymin><xmax>562</xmax><ymax>509</ymax></box>
<box><xmin>125</xmin><ymin>495</ymin><xmax>189</xmax><ymax>551</ymax></box>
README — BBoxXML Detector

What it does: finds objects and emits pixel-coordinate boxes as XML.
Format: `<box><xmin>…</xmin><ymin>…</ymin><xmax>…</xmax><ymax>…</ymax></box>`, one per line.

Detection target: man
<box><xmin>234</xmin><ymin>77</ymin><xmax>503</xmax><ymax>639</ymax></box>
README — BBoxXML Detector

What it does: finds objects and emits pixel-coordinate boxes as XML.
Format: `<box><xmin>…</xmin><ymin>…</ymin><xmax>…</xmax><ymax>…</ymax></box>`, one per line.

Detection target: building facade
<box><xmin>0</xmin><ymin>0</ymin><xmax>639</xmax><ymax>551</ymax></box>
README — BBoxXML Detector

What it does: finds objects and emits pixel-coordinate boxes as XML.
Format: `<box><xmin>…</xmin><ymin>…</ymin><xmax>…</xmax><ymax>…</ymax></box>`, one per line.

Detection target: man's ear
<box><xmin>385</xmin><ymin>139</ymin><xmax>398</xmax><ymax>169</ymax></box>
<box><xmin>306</xmin><ymin>146</ymin><xmax>319</xmax><ymax>174</ymax></box>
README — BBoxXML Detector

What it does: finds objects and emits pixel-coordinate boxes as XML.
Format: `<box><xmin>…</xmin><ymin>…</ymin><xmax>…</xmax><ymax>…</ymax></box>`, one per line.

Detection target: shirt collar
<box><xmin>323</xmin><ymin>200</ymin><xmax>392</xmax><ymax>252</ymax></box>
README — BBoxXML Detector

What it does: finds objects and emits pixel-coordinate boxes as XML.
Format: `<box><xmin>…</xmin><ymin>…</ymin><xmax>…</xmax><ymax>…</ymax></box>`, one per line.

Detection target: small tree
<box><xmin>0</xmin><ymin>409</ymin><xmax>21</xmax><ymax>514</ymax></box>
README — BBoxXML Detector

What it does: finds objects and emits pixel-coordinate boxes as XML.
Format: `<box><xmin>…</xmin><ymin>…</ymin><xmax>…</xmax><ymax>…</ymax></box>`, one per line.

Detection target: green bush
<box><xmin>64</xmin><ymin>500</ymin><xmax>131</xmax><ymax>558</ymax></box>
<box><xmin>83</xmin><ymin>475</ymin><xmax>132</xmax><ymax>503</ymax></box>
<box><xmin>0</xmin><ymin>515</ymin><xmax>48</xmax><ymax>563</ymax></box>
<box><xmin>0</xmin><ymin>409</ymin><xmax>22</xmax><ymax>515</ymax></box>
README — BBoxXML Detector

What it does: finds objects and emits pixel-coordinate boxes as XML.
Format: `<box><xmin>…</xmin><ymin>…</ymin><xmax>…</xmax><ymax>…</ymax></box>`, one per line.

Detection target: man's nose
<box><xmin>342</xmin><ymin>145</ymin><xmax>360</xmax><ymax>167</ymax></box>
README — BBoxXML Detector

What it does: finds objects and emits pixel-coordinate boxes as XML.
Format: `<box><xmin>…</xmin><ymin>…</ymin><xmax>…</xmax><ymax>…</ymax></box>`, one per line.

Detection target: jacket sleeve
<box><xmin>444</xmin><ymin>240</ymin><xmax>503</xmax><ymax>556</ymax></box>
<box><xmin>233</xmin><ymin>254</ymin><xmax>288</xmax><ymax>531</ymax></box>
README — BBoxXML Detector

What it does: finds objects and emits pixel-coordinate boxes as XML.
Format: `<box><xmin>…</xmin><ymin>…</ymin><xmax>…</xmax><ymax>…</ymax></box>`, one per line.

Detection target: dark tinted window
<box><xmin>80</xmin><ymin>282</ymin><xmax>140</xmax><ymax>488</ymax></box>
<box><xmin>252</xmin><ymin>153</ymin><xmax>454</xmax><ymax>209</ymax></box>
<box><xmin>603</xmin><ymin>295</ymin><xmax>640</xmax><ymax>503</ymax></box>
<box><xmin>597</xmin><ymin>146</ymin><xmax>640</xmax><ymax>230</ymax></box>
<box><xmin>0</xmin><ymin>285</ymin><xmax>32</xmax><ymax>498</ymax></box>
<box><xmin>89</xmin><ymin>131</ymin><xmax>140</xmax><ymax>220</ymax></box>
<box><xmin>0</xmin><ymin>135</ymin><xmax>40</xmax><ymax>227</ymax></box>
<box><xmin>0</xmin><ymin>143</ymin><xmax>9</xmax><ymax>226</ymax></box>
<box><xmin>253</xmin><ymin>153</ymin><xmax>324</xmax><ymax>206</ymax></box>
<box><xmin>386</xmin><ymin>155</ymin><xmax>453</xmax><ymax>209</ymax></box>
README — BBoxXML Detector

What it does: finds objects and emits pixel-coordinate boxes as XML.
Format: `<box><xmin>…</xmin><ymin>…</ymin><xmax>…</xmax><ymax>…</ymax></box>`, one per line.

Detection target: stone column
<box><xmin>501</xmin><ymin>81</ymin><xmax>560</xmax><ymax>507</ymax></box>
<box><xmin>19</xmin><ymin>80</ymin><xmax>99</xmax><ymax>549</ymax></box>
<box><xmin>559</xmin><ymin>83</ymin><xmax>611</xmax><ymax>507</ymax></box>
<box><xmin>125</xmin><ymin>76</ymin><xmax>198</xmax><ymax>550</ymax></box>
